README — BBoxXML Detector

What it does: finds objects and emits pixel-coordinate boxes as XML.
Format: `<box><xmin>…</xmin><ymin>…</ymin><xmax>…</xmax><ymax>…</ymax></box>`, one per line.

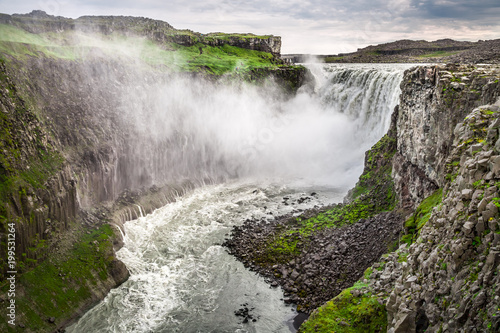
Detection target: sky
<box><xmin>0</xmin><ymin>0</ymin><xmax>499</xmax><ymax>54</ymax></box>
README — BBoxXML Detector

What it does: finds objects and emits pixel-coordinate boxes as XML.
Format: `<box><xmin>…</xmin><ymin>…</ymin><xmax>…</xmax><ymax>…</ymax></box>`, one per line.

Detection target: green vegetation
<box><xmin>445</xmin><ymin>160</ymin><xmax>460</xmax><ymax>183</ymax></box>
<box><xmin>401</xmin><ymin>188</ymin><xmax>443</xmax><ymax>245</ymax></box>
<box><xmin>0</xmin><ymin>24</ymin><xmax>79</xmax><ymax>60</ymax></box>
<box><xmin>0</xmin><ymin>24</ymin><xmax>284</xmax><ymax>75</ymax></box>
<box><xmin>0</xmin><ymin>151</ymin><xmax>64</xmax><ymax>201</ymax></box>
<box><xmin>160</xmin><ymin>42</ymin><xmax>280</xmax><ymax>75</ymax></box>
<box><xmin>0</xmin><ymin>224</ymin><xmax>119</xmax><ymax>332</ymax></box>
<box><xmin>351</xmin><ymin>134</ymin><xmax>397</xmax><ymax>200</ymax></box>
<box><xmin>299</xmin><ymin>282</ymin><xmax>387</xmax><ymax>333</ymax></box>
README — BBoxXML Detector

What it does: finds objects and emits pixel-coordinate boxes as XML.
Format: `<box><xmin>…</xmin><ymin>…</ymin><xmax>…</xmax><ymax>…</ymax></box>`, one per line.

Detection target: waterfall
<box><xmin>114</xmin><ymin>63</ymin><xmax>411</xmax><ymax>191</ymax></box>
<box><xmin>308</xmin><ymin>63</ymin><xmax>406</xmax><ymax>141</ymax></box>
<box><xmin>67</xmin><ymin>64</ymin><xmax>413</xmax><ymax>333</ymax></box>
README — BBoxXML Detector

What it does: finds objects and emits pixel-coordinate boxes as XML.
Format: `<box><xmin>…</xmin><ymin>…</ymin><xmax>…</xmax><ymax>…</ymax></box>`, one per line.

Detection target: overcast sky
<box><xmin>1</xmin><ymin>0</ymin><xmax>499</xmax><ymax>54</ymax></box>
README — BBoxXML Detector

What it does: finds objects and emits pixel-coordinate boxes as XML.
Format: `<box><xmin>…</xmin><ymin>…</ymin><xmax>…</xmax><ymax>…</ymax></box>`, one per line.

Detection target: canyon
<box><xmin>0</xmin><ymin>10</ymin><xmax>499</xmax><ymax>333</ymax></box>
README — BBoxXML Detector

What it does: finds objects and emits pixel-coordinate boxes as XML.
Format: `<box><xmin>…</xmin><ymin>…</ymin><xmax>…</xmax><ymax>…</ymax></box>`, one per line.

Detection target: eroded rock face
<box><xmin>203</xmin><ymin>35</ymin><xmax>282</xmax><ymax>56</ymax></box>
<box><xmin>368</xmin><ymin>101</ymin><xmax>500</xmax><ymax>333</ymax></box>
<box><xmin>390</xmin><ymin>103</ymin><xmax>500</xmax><ymax>332</ymax></box>
<box><xmin>395</xmin><ymin>64</ymin><xmax>500</xmax><ymax>209</ymax></box>
<box><xmin>0</xmin><ymin>61</ymin><xmax>78</xmax><ymax>259</ymax></box>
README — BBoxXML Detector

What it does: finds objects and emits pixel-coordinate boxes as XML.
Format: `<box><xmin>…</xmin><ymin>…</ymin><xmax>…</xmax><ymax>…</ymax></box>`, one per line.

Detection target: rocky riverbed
<box><xmin>223</xmin><ymin>206</ymin><xmax>402</xmax><ymax>313</ymax></box>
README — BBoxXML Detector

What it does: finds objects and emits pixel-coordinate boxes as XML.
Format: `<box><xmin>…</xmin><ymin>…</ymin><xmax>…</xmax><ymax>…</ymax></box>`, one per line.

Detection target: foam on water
<box><xmin>68</xmin><ymin>181</ymin><xmax>343</xmax><ymax>332</ymax></box>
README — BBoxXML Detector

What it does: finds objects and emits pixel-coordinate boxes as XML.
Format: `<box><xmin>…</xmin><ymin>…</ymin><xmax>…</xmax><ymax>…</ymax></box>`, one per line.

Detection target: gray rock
<box><xmin>476</xmin><ymin>218</ymin><xmax>485</xmax><ymax>234</ymax></box>
<box><xmin>484</xmin><ymin>186</ymin><xmax>498</xmax><ymax>197</ymax></box>
<box><xmin>477</xmin><ymin>158</ymin><xmax>490</xmax><ymax>167</ymax></box>
<box><xmin>394</xmin><ymin>309</ymin><xmax>416</xmax><ymax>333</ymax></box>
<box><xmin>461</xmin><ymin>189</ymin><xmax>473</xmax><ymax>200</ymax></box>
<box><xmin>404</xmin><ymin>276</ymin><xmax>418</xmax><ymax>288</ymax></box>
<box><xmin>490</xmin><ymin>118</ymin><xmax>500</xmax><ymax>129</ymax></box>
<box><xmin>469</xmin><ymin>144</ymin><xmax>483</xmax><ymax>155</ymax></box>
<box><xmin>478</xmin><ymin>198</ymin><xmax>489</xmax><ymax>214</ymax></box>
<box><xmin>482</xmin><ymin>202</ymin><xmax>499</xmax><ymax>221</ymax></box>
<box><xmin>493</xmin><ymin>233</ymin><xmax>500</xmax><ymax>247</ymax></box>
<box><xmin>472</xmin><ymin>189</ymin><xmax>484</xmax><ymax>201</ymax></box>
<box><xmin>489</xmin><ymin>155</ymin><xmax>500</xmax><ymax>175</ymax></box>
<box><xmin>463</xmin><ymin>221</ymin><xmax>475</xmax><ymax>235</ymax></box>
<box><xmin>488</xmin><ymin>218</ymin><xmax>498</xmax><ymax>231</ymax></box>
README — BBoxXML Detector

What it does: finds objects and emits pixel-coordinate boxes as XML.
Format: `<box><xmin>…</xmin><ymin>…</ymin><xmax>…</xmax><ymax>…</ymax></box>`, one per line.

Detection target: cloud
<box><xmin>409</xmin><ymin>0</ymin><xmax>500</xmax><ymax>20</ymax></box>
<box><xmin>0</xmin><ymin>0</ymin><xmax>498</xmax><ymax>53</ymax></box>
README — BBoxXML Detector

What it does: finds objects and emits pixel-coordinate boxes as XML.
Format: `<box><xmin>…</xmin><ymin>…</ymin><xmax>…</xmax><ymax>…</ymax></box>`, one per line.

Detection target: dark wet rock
<box><xmin>234</xmin><ymin>304</ymin><xmax>259</xmax><ymax>324</ymax></box>
<box><xmin>292</xmin><ymin>312</ymin><xmax>309</xmax><ymax>330</ymax></box>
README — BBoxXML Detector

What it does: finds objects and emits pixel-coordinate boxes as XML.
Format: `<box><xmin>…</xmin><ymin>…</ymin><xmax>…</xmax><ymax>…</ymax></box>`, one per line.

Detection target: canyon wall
<box><xmin>300</xmin><ymin>64</ymin><xmax>500</xmax><ymax>332</ymax></box>
<box><xmin>385</xmin><ymin>64</ymin><xmax>500</xmax><ymax>332</ymax></box>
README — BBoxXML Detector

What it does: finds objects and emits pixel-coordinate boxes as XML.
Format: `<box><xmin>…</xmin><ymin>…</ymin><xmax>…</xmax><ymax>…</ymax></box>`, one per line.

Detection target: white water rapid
<box><xmin>67</xmin><ymin>63</ymin><xmax>414</xmax><ymax>333</ymax></box>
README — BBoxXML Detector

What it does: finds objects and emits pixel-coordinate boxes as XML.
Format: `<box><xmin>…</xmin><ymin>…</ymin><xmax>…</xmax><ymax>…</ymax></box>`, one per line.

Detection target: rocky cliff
<box><xmin>0</xmin><ymin>12</ymin><xmax>306</xmax><ymax>332</ymax></box>
<box><xmin>299</xmin><ymin>65</ymin><xmax>500</xmax><ymax>332</ymax></box>
<box><xmin>383</xmin><ymin>65</ymin><xmax>500</xmax><ymax>333</ymax></box>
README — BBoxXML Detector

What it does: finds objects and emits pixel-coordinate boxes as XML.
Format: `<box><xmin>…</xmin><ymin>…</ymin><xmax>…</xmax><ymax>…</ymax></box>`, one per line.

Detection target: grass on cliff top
<box><xmin>259</xmin><ymin>133</ymin><xmax>397</xmax><ymax>265</ymax></box>
<box><xmin>0</xmin><ymin>24</ymin><xmax>281</xmax><ymax>75</ymax></box>
<box><xmin>143</xmin><ymin>40</ymin><xmax>280</xmax><ymax>74</ymax></box>
<box><xmin>203</xmin><ymin>32</ymin><xmax>273</xmax><ymax>40</ymax></box>
<box><xmin>298</xmin><ymin>282</ymin><xmax>387</xmax><ymax>333</ymax></box>
<box><xmin>0</xmin><ymin>224</ymin><xmax>118</xmax><ymax>332</ymax></box>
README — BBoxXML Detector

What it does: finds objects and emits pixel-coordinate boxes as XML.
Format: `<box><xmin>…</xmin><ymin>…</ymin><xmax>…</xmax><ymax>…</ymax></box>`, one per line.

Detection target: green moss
<box><xmin>473</xmin><ymin>180</ymin><xmax>488</xmax><ymax>190</ymax></box>
<box><xmin>351</xmin><ymin>134</ymin><xmax>396</xmax><ymax>200</ymax></box>
<box><xmin>364</xmin><ymin>267</ymin><xmax>373</xmax><ymax>280</ymax></box>
<box><xmin>403</xmin><ymin>188</ymin><xmax>443</xmax><ymax>245</ymax></box>
<box><xmin>299</xmin><ymin>285</ymin><xmax>387</xmax><ymax>333</ymax></box>
<box><xmin>0</xmin><ymin>224</ymin><xmax>117</xmax><ymax>332</ymax></box>
<box><xmin>397</xmin><ymin>251</ymin><xmax>409</xmax><ymax>263</ymax></box>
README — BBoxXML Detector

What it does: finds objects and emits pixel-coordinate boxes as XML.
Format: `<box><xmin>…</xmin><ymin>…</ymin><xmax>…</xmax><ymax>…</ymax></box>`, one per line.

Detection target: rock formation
<box><xmin>382</xmin><ymin>65</ymin><xmax>500</xmax><ymax>333</ymax></box>
<box><xmin>1</xmin><ymin>10</ymin><xmax>499</xmax><ymax>333</ymax></box>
